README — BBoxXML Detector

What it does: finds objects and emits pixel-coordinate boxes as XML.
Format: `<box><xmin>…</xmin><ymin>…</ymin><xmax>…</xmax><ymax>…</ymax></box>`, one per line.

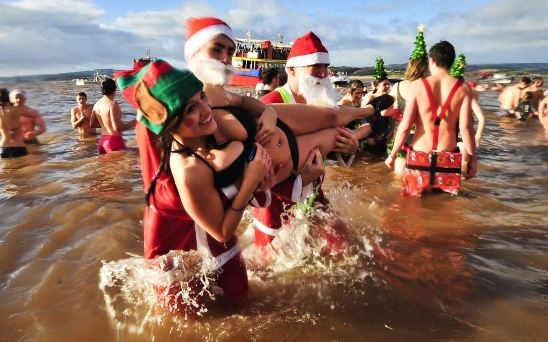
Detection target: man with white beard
<box><xmin>184</xmin><ymin>21</ymin><xmax>394</xmax><ymax>255</ymax></box>
<box><xmin>253</xmin><ymin>31</ymin><xmax>393</xmax><ymax>252</ymax></box>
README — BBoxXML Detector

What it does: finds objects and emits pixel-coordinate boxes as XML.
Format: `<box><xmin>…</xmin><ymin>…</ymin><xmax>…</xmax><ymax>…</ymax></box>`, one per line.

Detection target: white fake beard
<box><xmin>298</xmin><ymin>74</ymin><xmax>339</xmax><ymax>108</ymax></box>
<box><xmin>188</xmin><ymin>57</ymin><xmax>234</xmax><ymax>86</ymax></box>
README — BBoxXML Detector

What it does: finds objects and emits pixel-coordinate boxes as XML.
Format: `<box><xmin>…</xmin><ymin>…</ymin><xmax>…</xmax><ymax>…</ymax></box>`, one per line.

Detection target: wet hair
<box><xmin>533</xmin><ymin>76</ymin><xmax>543</xmax><ymax>82</ymax></box>
<box><xmin>519</xmin><ymin>77</ymin><xmax>532</xmax><ymax>86</ymax></box>
<box><xmin>0</xmin><ymin>88</ymin><xmax>9</xmax><ymax>106</ymax></box>
<box><xmin>157</xmin><ymin>106</ymin><xmax>215</xmax><ymax>174</ymax></box>
<box><xmin>261</xmin><ymin>67</ymin><xmax>279</xmax><ymax>86</ymax></box>
<box><xmin>348</xmin><ymin>80</ymin><xmax>365</xmax><ymax>93</ymax></box>
<box><xmin>278</xmin><ymin>72</ymin><xmax>288</xmax><ymax>86</ymax></box>
<box><xmin>428</xmin><ymin>41</ymin><xmax>456</xmax><ymax>70</ymax></box>
<box><xmin>404</xmin><ymin>57</ymin><xmax>429</xmax><ymax>81</ymax></box>
<box><xmin>523</xmin><ymin>91</ymin><xmax>532</xmax><ymax>100</ymax></box>
<box><xmin>77</xmin><ymin>91</ymin><xmax>87</xmax><ymax>98</ymax></box>
<box><xmin>101</xmin><ymin>78</ymin><xmax>117</xmax><ymax>95</ymax></box>
<box><xmin>372</xmin><ymin>77</ymin><xmax>389</xmax><ymax>93</ymax></box>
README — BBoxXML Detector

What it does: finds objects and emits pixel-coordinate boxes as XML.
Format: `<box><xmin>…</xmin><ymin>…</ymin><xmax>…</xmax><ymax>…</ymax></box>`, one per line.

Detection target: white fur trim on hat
<box><xmin>286</xmin><ymin>52</ymin><xmax>330</xmax><ymax>68</ymax></box>
<box><xmin>184</xmin><ymin>24</ymin><xmax>235</xmax><ymax>62</ymax></box>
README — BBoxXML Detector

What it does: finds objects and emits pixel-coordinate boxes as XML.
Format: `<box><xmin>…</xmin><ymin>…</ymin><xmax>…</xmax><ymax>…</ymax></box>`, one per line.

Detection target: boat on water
<box><xmin>75</xmin><ymin>71</ymin><xmax>109</xmax><ymax>86</ymax></box>
<box><xmin>229</xmin><ymin>36</ymin><xmax>291</xmax><ymax>86</ymax></box>
<box><xmin>329</xmin><ymin>70</ymin><xmax>350</xmax><ymax>86</ymax></box>
<box><xmin>478</xmin><ymin>71</ymin><xmax>514</xmax><ymax>84</ymax></box>
<box><xmin>132</xmin><ymin>48</ymin><xmax>154</xmax><ymax>70</ymax></box>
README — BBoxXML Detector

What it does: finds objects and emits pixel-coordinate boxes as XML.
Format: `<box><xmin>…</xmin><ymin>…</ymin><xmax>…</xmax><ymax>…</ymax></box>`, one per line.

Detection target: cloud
<box><xmin>0</xmin><ymin>0</ymin><xmax>546</xmax><ymax>76</ymax></box>
<box><xmin>0</xmin><ymin>0</ymin><xmax>151</xmax><ymax>76</ymax></box>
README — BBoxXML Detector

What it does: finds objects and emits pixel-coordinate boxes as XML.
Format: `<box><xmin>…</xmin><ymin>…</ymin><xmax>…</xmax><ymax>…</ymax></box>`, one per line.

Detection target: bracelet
<box><xmin>229</xmin><ymin>196</ymin><xmax>253</xmax><ymax>211</ymax></box>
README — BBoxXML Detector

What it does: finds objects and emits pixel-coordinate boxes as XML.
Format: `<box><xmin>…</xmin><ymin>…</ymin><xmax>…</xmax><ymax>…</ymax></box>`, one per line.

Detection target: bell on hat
<box><xmin>184</xmin><ymin>17</ymin><xmax>235</xmax><ymax>62</ymax></box>
<box><xmin>114</xmin><ymin>59</ymin><xmax>203</xmax><ymax>135</ymax></box>
<box><xmin>285</xmin><ymin>32</ymin><xmax>330</xmax><ymax>68</ymax></box>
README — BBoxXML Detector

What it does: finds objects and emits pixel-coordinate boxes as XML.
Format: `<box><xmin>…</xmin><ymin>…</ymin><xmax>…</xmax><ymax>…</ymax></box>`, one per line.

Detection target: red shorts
<box><xmin>98</xmin><ymin>135</ymin><xmax>127</xmax><ymax>154</ymax></box>
<box><xmin>404</xmin><ymin>149</ymin><xmax>462</xmax><ymax>197</ymax></box>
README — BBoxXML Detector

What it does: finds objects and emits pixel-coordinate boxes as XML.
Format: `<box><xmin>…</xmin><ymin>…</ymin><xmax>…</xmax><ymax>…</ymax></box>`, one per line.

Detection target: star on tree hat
<box><xmin>184</xmin><ymin>17</ymin><xmax>235</xmax><ymax>62</ymax></box>
<box><xmin>373</xmin><ymin>56</ymin><xmax>388</xmax><ymax>81</ymax></box>
<box><xmin>450</xmin><ymin>54</ymin><xmax>467</xmax><ymax>79</ymax></box>
<box><xmin>286</xmin><ymin>32</ymin><xmax>330</xmax><ymax>67</ymax></box>
<box><xmin>114</xmin><ymin>59</ymin><xmax>203</xmax><ymax>135</ymax></box>
<box><xmin>410</xmin><ymin>24</ymin><xmax>427</xmax><ymax>60</ymax></box>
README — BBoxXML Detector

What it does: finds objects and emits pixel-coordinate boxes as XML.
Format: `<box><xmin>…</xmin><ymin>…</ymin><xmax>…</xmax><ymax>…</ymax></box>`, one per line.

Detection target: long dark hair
<box><xmin>156</xmin><ymin>109</ymin><xmax>216</xmax><ymax>175</ymax></box>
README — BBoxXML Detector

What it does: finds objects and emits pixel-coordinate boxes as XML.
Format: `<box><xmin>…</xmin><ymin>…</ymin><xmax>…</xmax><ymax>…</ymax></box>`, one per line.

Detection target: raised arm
<box><xmin>70</xmin><ymin>107</ymin><xmax>85</xmax><ymax>129</ymax></box>
<box><xmin>271</xmin><ymin>103</ymin><xmax>377</xmax><ymax>135</ymax></box>
<box><xmin>206</xmin><ymin>85</ymin><xmax>277</xmax><ymax>145</ymax></box>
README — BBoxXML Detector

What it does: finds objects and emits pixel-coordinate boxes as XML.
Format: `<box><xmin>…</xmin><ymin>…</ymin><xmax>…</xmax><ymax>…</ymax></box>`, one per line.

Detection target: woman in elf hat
<box><xmin>386</xmin><ymin>24</ymin><xmax>430</xmax><ymax>177</ymax></box>
<box><xmin>116</xmin><ymin>60</ymin><xmax>272</xmax><ymax>313</ymax></box>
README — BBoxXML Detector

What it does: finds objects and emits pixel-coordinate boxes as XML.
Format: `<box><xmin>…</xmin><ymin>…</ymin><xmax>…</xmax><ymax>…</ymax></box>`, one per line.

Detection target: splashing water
<box><xmin>99</xmin><ymin>250</ymin><xmax>221</xmax><ymax>332</ymax></box>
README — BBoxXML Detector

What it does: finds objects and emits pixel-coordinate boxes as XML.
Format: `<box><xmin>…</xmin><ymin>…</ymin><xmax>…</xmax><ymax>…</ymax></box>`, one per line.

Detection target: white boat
<box><xmin>479</xmin><ymin>72</ymin><xmax>514</xmax><ymax>84</ymax></box>
<box><xmin>491</xmin><ymin>73</ymin><xmax>514</xmax><ymax>84</ymax></box>
<box><xmin>329</xmin><ymin>73</ymin><xmax>350</xmax><ymax>85</ymax></box>
<box><xmin>75</xmin><ymin>71</ymin><xmax>109</xmax><ymax>86</ymax></box>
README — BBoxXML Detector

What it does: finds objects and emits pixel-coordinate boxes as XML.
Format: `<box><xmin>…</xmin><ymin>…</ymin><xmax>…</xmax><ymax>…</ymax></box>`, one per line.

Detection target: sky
<box><xmin>0</xmin><ymin>0</ymin><xmax>547</xmax><ymax>77</ymax></box>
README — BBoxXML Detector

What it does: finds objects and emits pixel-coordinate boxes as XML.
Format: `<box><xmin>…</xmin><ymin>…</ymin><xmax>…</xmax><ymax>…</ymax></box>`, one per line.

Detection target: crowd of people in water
<box><xmin>1</xmin><ymin>17</ymin><xmax>547</xmax><ymax>315</ymax></box>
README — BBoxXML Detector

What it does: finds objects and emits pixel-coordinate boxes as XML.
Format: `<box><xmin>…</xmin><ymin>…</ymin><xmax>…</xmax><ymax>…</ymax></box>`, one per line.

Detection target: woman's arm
<box><xmin>471</xmin><ymin>95</ymin><xmax>485</xmax><ymax>147</ymax></box>
<box><xmin>271</xmin><ymin>103</ymin><xmax>376</xmax><ymax>135</ymax></box>
<box><xmin>206</xmin><ymin>85</ymin><xmax>277</xmax><ymax>145</ymax></box>
<box><xmin>385</xmin><ymin>85</ymin><xmax>418</xmax><ymax>169</ymax></box>
<box><xmin>172</xmin><ymin>144</ymin><xmax>271</xmax><ymax>243</ymax></box>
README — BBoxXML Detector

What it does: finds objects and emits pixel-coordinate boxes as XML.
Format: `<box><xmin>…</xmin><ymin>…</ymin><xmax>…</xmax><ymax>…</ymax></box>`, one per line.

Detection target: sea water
<box><xmin>0</xmin><ymin>80</ymin><xmax>547</xmax><ymax>341</ymax></box>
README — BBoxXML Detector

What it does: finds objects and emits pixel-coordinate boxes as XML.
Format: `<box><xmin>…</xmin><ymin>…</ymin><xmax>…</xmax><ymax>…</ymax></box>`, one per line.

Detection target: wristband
<box><xmin>229</xmin><ymin>196</ymin><xmax>253</xmax><ymax>211</ymax></box>
<box><xmin>229</xmin><ymin>201</ymin><xmax>247</xmax><ymax>211</ymax></box>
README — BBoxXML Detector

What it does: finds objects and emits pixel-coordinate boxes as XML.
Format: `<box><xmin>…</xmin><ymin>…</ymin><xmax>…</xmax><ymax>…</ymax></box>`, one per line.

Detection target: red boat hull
<box><xmin>229</xmin><ymin>74</ymin><xmax>260</xmax><ymax>87</ymax></box>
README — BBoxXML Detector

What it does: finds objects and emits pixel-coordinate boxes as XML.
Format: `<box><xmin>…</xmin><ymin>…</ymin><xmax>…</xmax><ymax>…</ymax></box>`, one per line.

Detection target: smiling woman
<box><xmin>114</xmin><ymin>59</ymin><xmax>272</xmax><ymax>313</ymax></box>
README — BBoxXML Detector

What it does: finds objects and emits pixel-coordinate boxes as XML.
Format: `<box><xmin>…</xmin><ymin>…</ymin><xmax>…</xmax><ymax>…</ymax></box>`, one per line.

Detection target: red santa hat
<box><xmin>286</xmin><ymin>32</ymin><xmax>330</xmax><ymax>68</ymax></box>
<box><xmin>184</xmin><ymin>17</ymin><xmax>235</xmax><ymax>62</ymax></box>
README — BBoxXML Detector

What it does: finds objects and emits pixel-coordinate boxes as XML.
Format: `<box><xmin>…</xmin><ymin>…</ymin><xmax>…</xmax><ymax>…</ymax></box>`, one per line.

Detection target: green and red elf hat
<box><xmin>114</xmin><ymin>59</ymin><xmax>203</xmax><ymax>135</ymax></box>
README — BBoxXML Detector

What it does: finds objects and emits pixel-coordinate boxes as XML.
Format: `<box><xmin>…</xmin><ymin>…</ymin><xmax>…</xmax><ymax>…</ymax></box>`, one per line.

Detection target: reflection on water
<box><xmin>0</xmin><ymin>81</ymin><xmax>547</xmax><ymax>341</ymax></box>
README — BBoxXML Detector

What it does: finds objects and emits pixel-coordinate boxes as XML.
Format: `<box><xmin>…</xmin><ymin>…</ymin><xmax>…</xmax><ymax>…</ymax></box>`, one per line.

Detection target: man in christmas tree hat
<box><xmin>386</xmin><ymin>41</ymin><xmax>477</xmax><ymax>197</ymax></box>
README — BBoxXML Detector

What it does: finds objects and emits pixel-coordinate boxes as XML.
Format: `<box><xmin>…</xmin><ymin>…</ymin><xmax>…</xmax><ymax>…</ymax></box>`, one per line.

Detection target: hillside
<box><xmin>0</xmin><ymin>69</ymin><xmax>116</xmax><ymax>83</ymax></box>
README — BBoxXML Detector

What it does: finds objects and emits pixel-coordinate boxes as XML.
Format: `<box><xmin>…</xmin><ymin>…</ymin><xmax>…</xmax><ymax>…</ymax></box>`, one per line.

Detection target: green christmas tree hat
<box><xmin>450</xmin><ymin>54</ymin><xmax>467</xmax><ymax>79</ymax></box>
<box><xmin>373</xmin><ymin>56</ymin><xmax>388</xmax><ymax>81</ymax></box>
<box><xmin>410</xmin><ymin>24</ymin><xmax>427</xmax><ymax>60</ymax></box>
